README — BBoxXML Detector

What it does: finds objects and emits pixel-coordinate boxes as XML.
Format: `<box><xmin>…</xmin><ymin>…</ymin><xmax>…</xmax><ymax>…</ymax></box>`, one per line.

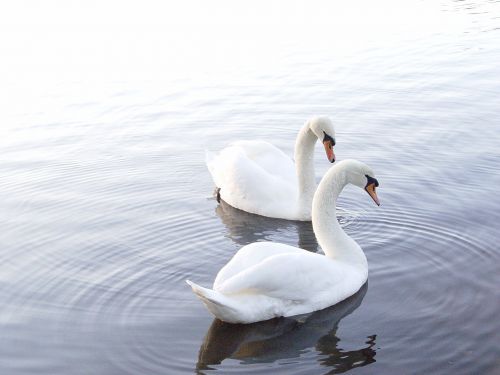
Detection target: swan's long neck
<box><xmin>312</xmin><ymin>165</ymin><xmax>367</xmax><ymax>268</ymax></box>
<box><xmin>294</xmin><ymin>122</ymin><xmax>318</xmax><ymax>216</ymax></box>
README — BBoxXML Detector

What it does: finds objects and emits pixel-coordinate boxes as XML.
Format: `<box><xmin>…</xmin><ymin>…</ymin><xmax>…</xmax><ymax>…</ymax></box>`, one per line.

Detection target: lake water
<box><xmin>1</xmin><ymin>0</ymin><xmax>500</xmax><ymax>374</ymax></box>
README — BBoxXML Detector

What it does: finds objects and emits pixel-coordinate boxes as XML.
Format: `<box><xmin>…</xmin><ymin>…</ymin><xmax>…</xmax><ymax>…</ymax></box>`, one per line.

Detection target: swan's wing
<box><xmin>214</xmin><ymin>242</ymin><xmax>303</xmax><ymax>289</ymax></box>
<box><xmin>216</xmin><ymin>251</ymin><xmax>349</xmax><ymax>302</ymax></box>
<box><xmin>206</xmin><ymin>141</ymin><xmax>298</xmax><ymax>218</ymax></box>
<box><xmin>230</xmin><ymin>141</ymin><xmax>296</xmax><ymax>182</ymax></box>
<box><xmin>207</xmin><ymin>141</ymin><xmax>295</xmax><ymax>186</ymax></box>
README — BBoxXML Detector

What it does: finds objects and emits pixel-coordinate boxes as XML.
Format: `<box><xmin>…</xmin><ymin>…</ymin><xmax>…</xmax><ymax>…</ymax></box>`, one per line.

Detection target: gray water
<box><xmin>1</xmin><ymin>0</ymin><xmax>500</xmax><ymax>374</ymax></box>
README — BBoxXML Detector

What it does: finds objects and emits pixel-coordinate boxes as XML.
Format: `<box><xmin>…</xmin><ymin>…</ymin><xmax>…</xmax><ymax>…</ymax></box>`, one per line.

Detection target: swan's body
<box><xmin>187</xmin><ymin>160</ymin><xmax>380</xmax><ymax>324</ymax></box>
<box><xmin>206</xmin><ymin>117</ymin><xmax>336</xmax><ymax>221</ymax></box>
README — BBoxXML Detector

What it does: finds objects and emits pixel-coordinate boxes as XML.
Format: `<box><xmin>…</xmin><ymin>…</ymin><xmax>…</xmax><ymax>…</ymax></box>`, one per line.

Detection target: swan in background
<box><xmin>206</xmin><ymin>116</ymin><xmax>336</xmax><ymax>221</ymax></box>
<box><xmin>187</xmin><ymin>159</ymin><xmax>380</xmax><ymax>324</ymax></box>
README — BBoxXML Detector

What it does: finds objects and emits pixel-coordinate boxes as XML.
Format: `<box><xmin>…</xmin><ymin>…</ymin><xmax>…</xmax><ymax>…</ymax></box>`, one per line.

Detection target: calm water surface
<box><xmin>1</xmin><ymin>0</ymin><xmax>500</xmax><ymax>374</ymax></box>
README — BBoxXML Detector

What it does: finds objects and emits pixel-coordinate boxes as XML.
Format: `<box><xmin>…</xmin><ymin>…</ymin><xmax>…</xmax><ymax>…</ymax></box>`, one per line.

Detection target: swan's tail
<box><xmin>205</xmin><ymin>150</ymin><xmax>221</xmax><ymax>187</ymax></box>
<box><xmin>205</xmin><ymin>150</ymin><xmax>216</xmax><ymax>175</ymax></box>
<box><xmin>186</xmin><ymin>280</ymin><xmax>241</xmax><ymax>323</ymax></box>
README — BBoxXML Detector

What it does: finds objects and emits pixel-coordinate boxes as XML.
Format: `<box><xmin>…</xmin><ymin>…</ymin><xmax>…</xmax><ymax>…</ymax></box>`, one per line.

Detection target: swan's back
<box><xmin>214</xmin><ymin>242</ymin><xmax>304</xmax><ymax>289</ymax></box>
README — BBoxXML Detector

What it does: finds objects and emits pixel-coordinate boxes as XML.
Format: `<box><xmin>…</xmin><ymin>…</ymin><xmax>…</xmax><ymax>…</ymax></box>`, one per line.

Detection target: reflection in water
<box><xmin>196</xmin><ymin>284</ymin><xmax>375</xmax><ymax>373</ymax></box>
<box><xmin>215</xmin><ymin>198</ymin><xmax>318</xmax><ymax>252</ymax></box>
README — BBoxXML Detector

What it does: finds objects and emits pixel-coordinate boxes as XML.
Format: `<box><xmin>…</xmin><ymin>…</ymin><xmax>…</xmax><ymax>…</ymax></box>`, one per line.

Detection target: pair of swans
<box><xmin>187</xmin><ymin>117</ymin><xmax>380</xmax><ymax>324</ymax></box>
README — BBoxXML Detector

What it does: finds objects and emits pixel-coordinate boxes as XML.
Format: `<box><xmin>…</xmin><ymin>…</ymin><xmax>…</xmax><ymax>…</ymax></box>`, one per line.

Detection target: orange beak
<box><xmin>323</xmin><ymin>140</ymin><xmax>335</xmax><ymax>163</ymax></box>
<box><xmin>365</xmin><ymin>183</ymin><xmax>380</xmax><ymax>206</ymax></box>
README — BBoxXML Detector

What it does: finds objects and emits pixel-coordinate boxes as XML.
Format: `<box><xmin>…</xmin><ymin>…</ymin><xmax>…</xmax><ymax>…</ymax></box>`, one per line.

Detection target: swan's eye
<box><xmin>365</xmin><ymin>175</ymin><xmax>379</xmax><ymax>187</ymax></box>
<box><xmin>322</xmin><ymin>131</ymin><xmax>335</xmax><ymax>145</ymax></box>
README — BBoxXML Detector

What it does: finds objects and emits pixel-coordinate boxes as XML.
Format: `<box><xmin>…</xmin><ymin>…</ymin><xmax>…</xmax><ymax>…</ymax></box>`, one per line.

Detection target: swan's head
<box><xmin>343</xmin><ymin>160</ymin><xmax>380</xmax><ymax>206</ymax></box>
<box><xmin>308</xmin><ymin>116</ymin><xmax>336</xmax><ymax>163</ymax></box>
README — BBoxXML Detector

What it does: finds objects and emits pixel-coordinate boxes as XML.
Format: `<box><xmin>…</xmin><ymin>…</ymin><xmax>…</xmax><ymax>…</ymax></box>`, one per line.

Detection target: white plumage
<box><xmin>206</xmin><ymin>117</ymin><xmax>336</xmax><ymax>221</ymax></box>
<box><xmin>188</xmin><ymin>160</ymin><xmax>380</xmax><ymax>324</ymax></box>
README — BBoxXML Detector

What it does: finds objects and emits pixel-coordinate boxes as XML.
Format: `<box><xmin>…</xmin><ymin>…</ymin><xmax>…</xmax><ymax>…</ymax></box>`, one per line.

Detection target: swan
<box><xmin>206</xmin><ymin>116</ymin><xmax>336</xmax><ymax>221</ymax></box>
<box><xmin>187</xmin><ymin>159</ymin><xmax>380</xmax><ymax>324</ymax></box>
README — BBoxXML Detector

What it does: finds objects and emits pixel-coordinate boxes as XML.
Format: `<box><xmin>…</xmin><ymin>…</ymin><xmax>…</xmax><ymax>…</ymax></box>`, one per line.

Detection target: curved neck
<box><xmin>312</xmin><ymin>166</ymin><xmax>367</xmax><ymax>267</ymax></box>
<box><xmin>294</xmin><ymin>122</ymin><xmax>318</xmax><ymax>215</ymax></box>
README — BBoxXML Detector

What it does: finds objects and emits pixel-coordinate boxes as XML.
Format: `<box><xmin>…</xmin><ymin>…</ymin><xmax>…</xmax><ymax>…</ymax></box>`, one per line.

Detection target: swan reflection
<box><xmin>215</xmin><ymin>198</ymin><xmax>318</xmax><ymax>252</ymax></box>
<box><xmin>196</xmin><ymin>283</ymin><xmax>375</xmax><ymax>373</ymax></box>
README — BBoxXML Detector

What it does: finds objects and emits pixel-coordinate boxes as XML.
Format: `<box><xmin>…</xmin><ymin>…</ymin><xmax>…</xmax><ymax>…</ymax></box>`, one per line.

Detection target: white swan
<box><xmin>206</xmin><ymin>116</ymin><xmax>336</xmax><ymax>221</ymax></box>
<box><xmin>187</xmin><ymin>159</ymin><xmax>380</xmax><ymax>324</ymax></box>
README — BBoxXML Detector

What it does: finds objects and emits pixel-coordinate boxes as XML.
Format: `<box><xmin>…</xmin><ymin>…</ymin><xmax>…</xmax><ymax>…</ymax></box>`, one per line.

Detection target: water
<box><xmin>1</xmin><ymin>0</ymin><xmax>500</xmax><ymax>374</ymax></box>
